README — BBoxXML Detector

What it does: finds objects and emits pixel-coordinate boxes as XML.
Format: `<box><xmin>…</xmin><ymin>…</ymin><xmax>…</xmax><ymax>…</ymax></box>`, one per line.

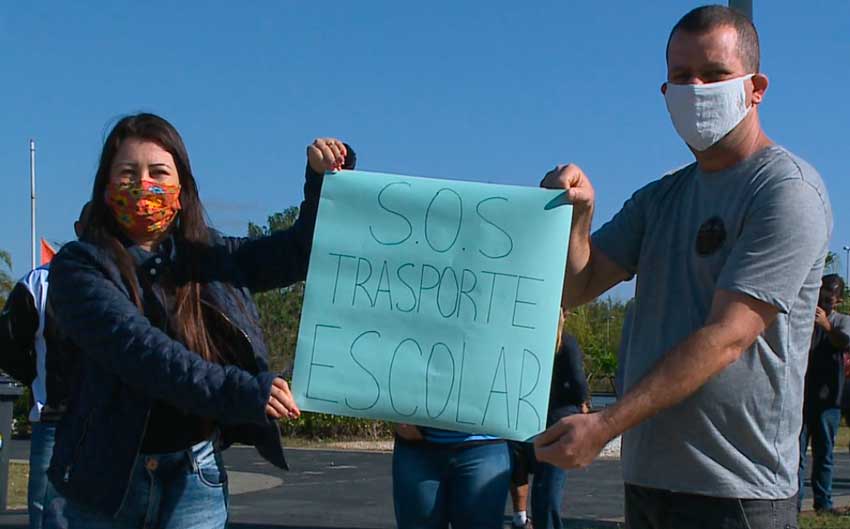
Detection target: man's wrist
<box><xmin>571</xmin><ymin>203</ymin><xmax>594</xmax><ymax>224</ymax></box>
<box><xmin>596</xmin><ymin>406</ymin><xmax>622</xmax><ymax>444</ymax></box>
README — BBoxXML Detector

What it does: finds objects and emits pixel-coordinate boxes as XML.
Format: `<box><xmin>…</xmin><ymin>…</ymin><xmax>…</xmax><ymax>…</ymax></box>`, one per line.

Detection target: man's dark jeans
<box><xmin>798</xmin><ymin>406</ymin><xmax>841</xmax><ymax>511</ymax></box>
<box><xmin>625</xmin><ymin>484</ymin><xmax>798</xmax><ymax>529</ymax></box>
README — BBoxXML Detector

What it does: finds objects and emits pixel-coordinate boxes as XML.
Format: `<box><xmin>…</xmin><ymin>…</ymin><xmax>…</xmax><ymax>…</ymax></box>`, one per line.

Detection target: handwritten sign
<box><xmin>291</xmin><ymin>170</ymin><xmax>571</xmax><ymax>441</ymax></box>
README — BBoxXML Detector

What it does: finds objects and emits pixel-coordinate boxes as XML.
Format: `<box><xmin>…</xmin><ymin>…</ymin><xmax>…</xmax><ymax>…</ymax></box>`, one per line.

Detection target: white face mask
<box><xmin>664</xmin><ymin>74</ymin><xmax>754</xmax><ymax>151</ymax></box>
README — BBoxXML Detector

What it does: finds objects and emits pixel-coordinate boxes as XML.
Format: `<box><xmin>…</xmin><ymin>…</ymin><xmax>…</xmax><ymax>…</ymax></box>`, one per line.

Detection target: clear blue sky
<box><xmin>2</xmin><ymin>1</ymin><xmax>848</xmax><ymax>300</ymax></box>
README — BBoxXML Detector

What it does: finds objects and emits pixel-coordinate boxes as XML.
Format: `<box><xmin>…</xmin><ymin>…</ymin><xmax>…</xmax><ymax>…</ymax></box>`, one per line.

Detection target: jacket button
<box><xmin>146</xmin><ymin>458</ymin><xmax>158</xmax><ymax>471</ymax></box>
<box><xmin>149</xmin><ymin>268</ymin><xmax>157</xmax><ymax>276</ymax></box>
<box><xmin>154</xmin><ymin>257</ymin><xmax>162</xmax><ymax>264</ymax></box>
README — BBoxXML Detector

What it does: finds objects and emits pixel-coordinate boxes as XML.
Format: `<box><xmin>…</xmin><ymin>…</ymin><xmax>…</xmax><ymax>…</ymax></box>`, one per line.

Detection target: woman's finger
<box><xmin>270</xmin><ymin>383</ymin><xmax>301</xmax><ymax>418</ymax></box>
<box><xmin>266</xmin><ymin>403</ymin><xmax>283</xmax><ymax>419</ymax></box>
<box><xmin>328</xmin><ymin>142</ymin><xmax>344</xmax><ymax>165</ymax></box>
<box><xmin>318</xmin><ymin>143</ymin><xmax>337</xmax><ymax>169</ymax></box>
<box><xmin>267</xmin><ymin>394</ymin><xmax>290</xmax><ymax>418</ymax></box>
<box><xmin>272</xmin><ymin>377</ymin><xmax>292</xmax><ymax>393</ymax></box>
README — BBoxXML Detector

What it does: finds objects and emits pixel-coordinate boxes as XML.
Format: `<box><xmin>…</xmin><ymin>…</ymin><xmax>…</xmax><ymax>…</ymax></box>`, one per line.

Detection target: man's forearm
<box><xmin>598</xmin><ymin>321</ymin><xmax>746</xmax><ymax>438</ymax></box>
<box><xmin>563</xmin><ymin>207</ymin><xmax>594</xmax><ymax>309</ymax></box>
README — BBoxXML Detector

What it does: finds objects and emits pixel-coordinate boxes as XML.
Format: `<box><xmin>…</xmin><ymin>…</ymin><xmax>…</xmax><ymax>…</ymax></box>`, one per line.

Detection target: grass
<box><xmin>800</xmin><ymin>511</ymin><xmax>850</xmax><ymax>529</ymax></box>
<box><xmin>837</xmin><ymin>424</ymin><xmax>850</xmax><ymax>452</ymax></box>
<box><xmin>8</xmin><ymin>461</ymin><xmax>27</xmax><ymax>510</ymax></box>
<box><xmin>282</xmin><ymin>436</ymin><xmax>393</xmax><ymax>451</ymax></box>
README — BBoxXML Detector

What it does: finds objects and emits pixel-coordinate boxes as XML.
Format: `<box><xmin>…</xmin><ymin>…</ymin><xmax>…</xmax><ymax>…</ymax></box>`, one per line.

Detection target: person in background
<box><xmin>508</xmin><ymin>475</ymin><xmax>533</xmax><ymax>529</ymax></box>
<box><xmin>841</xmin><ymin>349</ymin><xmax>850</xmax><ymax>449</ymax></box>
<box><xmin>0</xmin><ymin>203</ymin><xmax>89</xmax><ymax>529</ymax></box>
<box><xmin>392</xmin><ymin>421</ymin><xmax>511</xmax><ymax>529</ymax></box>
<box><xmin>508</xmin><ymin>309</ymin><xmax>589</xmax><ymax>529</ymax></box>
<box><xmin>798</xmin><ymin>274</ymin><xmax>850</xmax><ymax>513</ymax></box>
<box><xmin>43</xmin><ymin>113</ymin><xmax>355</xmax><ymax>529</ymax></box>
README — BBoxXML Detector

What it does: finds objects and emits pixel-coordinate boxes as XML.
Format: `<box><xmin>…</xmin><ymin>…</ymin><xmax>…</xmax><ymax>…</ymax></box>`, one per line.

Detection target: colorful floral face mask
<box><xmin>105</xmin><ymin>180</ymin><xmax>182</xmax><ymax>239</ymax></box>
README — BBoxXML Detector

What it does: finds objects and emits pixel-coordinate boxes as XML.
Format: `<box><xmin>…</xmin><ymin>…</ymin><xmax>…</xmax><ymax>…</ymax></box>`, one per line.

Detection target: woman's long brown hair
<box><xmin>84</xmin><ymin>113</ymin><xmax>222</xmax><ymax>363</ymax></box>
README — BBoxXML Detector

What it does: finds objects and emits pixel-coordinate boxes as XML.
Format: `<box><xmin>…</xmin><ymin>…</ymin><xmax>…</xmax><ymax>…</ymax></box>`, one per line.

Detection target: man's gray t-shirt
<box><xmin>593</xmin><ymin>146</ymin><xmax>832</xmax><ymax>499</ymax></box>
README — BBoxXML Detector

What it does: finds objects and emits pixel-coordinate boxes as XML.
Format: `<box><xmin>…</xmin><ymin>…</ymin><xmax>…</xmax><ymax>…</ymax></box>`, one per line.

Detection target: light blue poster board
<box><xmin>291</xmin><ymin>170</ymin><xmax>572</xmax><ymax>441</ymax></box>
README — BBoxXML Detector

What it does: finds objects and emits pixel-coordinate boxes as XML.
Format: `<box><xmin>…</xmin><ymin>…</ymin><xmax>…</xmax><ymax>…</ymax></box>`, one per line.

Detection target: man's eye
<box><xmin>703</xmin><ymin>72</ymin><xmax>731</xmax><ymax>83</ymax></box>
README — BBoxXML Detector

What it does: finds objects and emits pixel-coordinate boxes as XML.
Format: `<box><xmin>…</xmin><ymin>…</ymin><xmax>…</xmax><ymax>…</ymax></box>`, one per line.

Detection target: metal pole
<box><xmin>843</xmin><ymin>246</ymin><xmax>850</xmax><ymax>289</ymax></box>
<box><xmin>30</xmin><ymin>140</ymin><xmax>36</xmax><ymax>271</ymax></box>
<box><xmin>728</xmin><ymin>0</ymin><xmax>753</xmax><ymax>20</ymax></box>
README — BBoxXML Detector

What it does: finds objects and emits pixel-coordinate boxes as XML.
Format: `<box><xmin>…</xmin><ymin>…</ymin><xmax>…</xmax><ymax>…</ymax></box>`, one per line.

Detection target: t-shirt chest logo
<box><xmin>695</xmin><ymin>216</ymin><xmax>726</xmax><ymax>256</ymax></box>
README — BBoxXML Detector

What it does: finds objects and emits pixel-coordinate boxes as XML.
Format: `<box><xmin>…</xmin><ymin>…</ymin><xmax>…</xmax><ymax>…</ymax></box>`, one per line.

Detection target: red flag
<box><xmin>40</xmin><ymin>239</ymin><xmax>57</xmax><ymax>265</ymax></box>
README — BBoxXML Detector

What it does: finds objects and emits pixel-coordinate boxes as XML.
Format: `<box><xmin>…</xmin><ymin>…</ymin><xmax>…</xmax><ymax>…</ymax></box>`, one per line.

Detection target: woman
<box><xmin>392</xmin><ymin>425</ymin><xmax>511</xmax><ymax>528</ymax></box>
<box><xmin>508</xmin><ymin>310</ymin><xmax>589</xmax><ymax>529</ymax></box>
<box><xmin>44</xmin><ymin>113</ymin><xmax>353</xmax><ymax>528</ymax></box>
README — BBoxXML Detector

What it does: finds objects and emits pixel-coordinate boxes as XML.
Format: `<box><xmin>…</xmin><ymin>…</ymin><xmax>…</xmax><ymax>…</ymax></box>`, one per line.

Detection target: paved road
<box><xmin>1</xmin><ymin>440</ymin><xmax>849</xmax><ymax>528</ymax></box>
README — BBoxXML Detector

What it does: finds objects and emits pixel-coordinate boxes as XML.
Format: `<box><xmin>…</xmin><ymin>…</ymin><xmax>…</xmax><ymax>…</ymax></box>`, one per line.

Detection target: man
<box><xmin>535</xmin><ymin>6</ymin><xmax>831</xmax><ymax>529</ymax></box>
<box><xmin>799</xmin><ymin>274</ymin><xmax>850</xmax><ymax>513</ymax></box>
<box><xmin>0</xmin><ymin>203</ymin><xmax>88</xmax><ymax>529</ymax></box>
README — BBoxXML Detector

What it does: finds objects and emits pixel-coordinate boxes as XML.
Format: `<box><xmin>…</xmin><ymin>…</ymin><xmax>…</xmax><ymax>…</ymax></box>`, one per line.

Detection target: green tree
<box><xmin>823</xmin><ymin>251</ymin><xmax>850</xmax><ymax>314</ymax></box>
<box><xmin>825</xmin><ymin>251</ymin><xmax>841</xmax><ymax>276</ymax></box>
<box><xmin>0</xmin><ymin>250</ymin><xmax>14</xmax><ymax>305</ymax></box>
<box><xmin>248</xmin><ymin>208</ymin><xmax>299</xmax><ymax>239</ymax></box>
<box><xmin>248</xmin><ymin>207</ymin><xmax>305</xmax><ymax>373</ymax></box>
<box><xmin>248</xmin><ymin>209</ymin><xmax>393</xmax><ymax>439</ymax></box>
<box><xmin>564</xmin><ymin>298</ymin><xmax>628</xmax><ymax>392</ymax></box>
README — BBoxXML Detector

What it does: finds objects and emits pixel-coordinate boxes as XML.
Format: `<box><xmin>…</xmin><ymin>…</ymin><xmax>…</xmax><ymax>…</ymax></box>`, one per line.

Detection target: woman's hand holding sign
<box><xmin>394</xmin><ymin>423</ymin><xmax>424</xmax><ymax>441</ymax></box>
<box><xmin>308</xmin><ymin>138</ymin><xmax>348</xmax><ymax>174</ymax></box>
<box><xmin>266</xmin><ymin>377</ymin><xmax>301</xmax><ymax>420</ymax></box>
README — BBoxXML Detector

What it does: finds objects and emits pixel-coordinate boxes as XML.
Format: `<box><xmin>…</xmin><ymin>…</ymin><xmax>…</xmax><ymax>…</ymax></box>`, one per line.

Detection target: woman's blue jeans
<box><xmin>392</xmin><ymin>438</ymin><xmax>511</xmax><ymax>529</ymax></box>
<box><xmin>45</xmin><ymin>436</ymin><xmax>227</xmax><ymax>529</ymax></box>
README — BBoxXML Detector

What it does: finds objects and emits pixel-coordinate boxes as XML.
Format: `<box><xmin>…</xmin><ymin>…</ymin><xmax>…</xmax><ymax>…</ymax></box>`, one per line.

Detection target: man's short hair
<box><xmin>823</xmin><ymin>273</ymin><xmax>846</xmax><ymax>295</ymax></box>
<box><xmin>666</xmin><ymin>5</ymin><xmax>760</xmax><ymax>73</ymax></box>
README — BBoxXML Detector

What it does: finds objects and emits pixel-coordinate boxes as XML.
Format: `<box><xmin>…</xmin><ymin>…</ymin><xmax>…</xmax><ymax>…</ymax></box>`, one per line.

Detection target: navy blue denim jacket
<box><xmin>46</xmin><ymin>164</ymin><xmax>324</xmax><ymax>515</ymax></box>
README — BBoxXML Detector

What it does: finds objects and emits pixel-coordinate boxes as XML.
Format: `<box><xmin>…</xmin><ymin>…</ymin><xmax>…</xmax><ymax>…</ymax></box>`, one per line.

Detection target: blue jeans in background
<box><xmin>530</xmin><ymin>456</ymin><xmax>567</xmax><ymax>529</ymax></box>
<box><xmin>28</xmin><ymin>422</ymin><xmax>59</xmax><ymax>529</ymax></box>
<box><xmin>510</xmin><ymin>438</ymin><xmax>568</xmax><ymax>529</ymax></box>
<box><xmin>44</xmin><ymin>436</ymin><xmax>227</xmax><ymax>529</ymax></box>
<box><xmin>798</xmin><ymin>406</ymin><xmax>841</xmax><ymax>511</ymax></box>
<box><xmin>392</xmin><ymin>439</ymin><xmax>511</xmax><ymax>529</ymax></box>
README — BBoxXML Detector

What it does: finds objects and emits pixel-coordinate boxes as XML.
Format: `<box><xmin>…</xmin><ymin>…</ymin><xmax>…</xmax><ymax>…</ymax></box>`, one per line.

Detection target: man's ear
<box><xmin>660</xmin><ymin>82</ymin><xmax>668</xmax><ymax>95</ymax></box>
<box><xmin>750</xmin><ymin>73</ymin><xmax>769</xmax><ymax>106</ymax></box>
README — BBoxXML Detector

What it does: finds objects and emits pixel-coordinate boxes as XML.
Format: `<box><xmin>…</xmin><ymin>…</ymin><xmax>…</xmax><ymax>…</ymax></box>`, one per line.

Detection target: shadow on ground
<box><xmin>228</xmin><ymin>519</ymin><xmax>624</xmax><ymax>529</ymax></box>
